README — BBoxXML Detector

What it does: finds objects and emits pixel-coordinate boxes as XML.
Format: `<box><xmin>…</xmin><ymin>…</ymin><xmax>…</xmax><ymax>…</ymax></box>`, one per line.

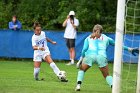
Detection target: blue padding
<box><xmin>0</xmin><ymin>30</ymin><xmax>139</xmax><ymax>63</ymax></box>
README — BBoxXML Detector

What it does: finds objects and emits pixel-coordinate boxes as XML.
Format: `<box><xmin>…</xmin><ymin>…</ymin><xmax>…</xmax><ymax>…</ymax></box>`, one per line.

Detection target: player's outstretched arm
<box><xmin>46</xmin><ymin>37</ymin><xmax>56</xmax><ymax>45</ymax></box>
<box><xmin>108</xmin><ymin>37</ymin><xmax>139</xmax><ymax>56</ymax></box>
<box><xmin>108</xmin><ymin>37</ymin><xmax>115</xmax><ymax>46</ymax></box>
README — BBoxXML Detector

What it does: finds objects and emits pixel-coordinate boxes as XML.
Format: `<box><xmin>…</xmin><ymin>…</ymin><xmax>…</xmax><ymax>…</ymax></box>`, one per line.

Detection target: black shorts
<box><xmin>65</xmin><ymin>39</ymin><xmax>75</xmax><ymax>49</ymax></box>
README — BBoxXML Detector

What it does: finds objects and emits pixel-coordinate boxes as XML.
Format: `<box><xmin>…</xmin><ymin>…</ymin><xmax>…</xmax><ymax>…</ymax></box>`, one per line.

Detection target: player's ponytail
<box><xmin>33</xmin><ymin>21</ymin><xmax>41</xmax><ymax>30</ymax></box>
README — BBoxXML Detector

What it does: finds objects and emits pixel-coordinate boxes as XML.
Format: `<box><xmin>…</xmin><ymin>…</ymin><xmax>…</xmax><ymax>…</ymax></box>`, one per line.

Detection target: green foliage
<box><xmin>2</xmin><ymin>0</ymin><xmax>139</xmax><ymax>33</ymax></box>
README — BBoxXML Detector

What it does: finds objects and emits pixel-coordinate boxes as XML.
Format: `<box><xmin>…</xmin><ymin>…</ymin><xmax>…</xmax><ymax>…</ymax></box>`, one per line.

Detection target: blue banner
<box><xmin>0</xmin><ymin>30</ymin><xmax>139</xmax><ymax>63</ymax></box>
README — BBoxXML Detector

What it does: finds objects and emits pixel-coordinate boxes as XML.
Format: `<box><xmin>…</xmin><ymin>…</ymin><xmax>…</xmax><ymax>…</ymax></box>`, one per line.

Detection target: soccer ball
<box><xmin>58</xmin><ymin>71</ymin><xmax>66</xmax><ymax>80</ymax></box>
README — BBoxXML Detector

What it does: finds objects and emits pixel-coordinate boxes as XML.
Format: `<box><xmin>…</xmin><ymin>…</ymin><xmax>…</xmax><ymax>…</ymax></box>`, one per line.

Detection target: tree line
<box><xmin>0</xmin><ymin>0</ymin><xmax>128</xmax><ymax>32</ymax></box>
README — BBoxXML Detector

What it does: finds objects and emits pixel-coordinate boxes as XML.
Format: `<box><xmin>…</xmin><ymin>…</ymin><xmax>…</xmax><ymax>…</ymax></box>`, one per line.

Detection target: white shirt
<box><xmin>32</xmin><ymin>31</ymin><xmax>49</xmax><ymax>55</ymax></box>
<box><xmin>64</xmin><ymin>18</ymin><xmax>79</xmax><ymax>39</ymax></box>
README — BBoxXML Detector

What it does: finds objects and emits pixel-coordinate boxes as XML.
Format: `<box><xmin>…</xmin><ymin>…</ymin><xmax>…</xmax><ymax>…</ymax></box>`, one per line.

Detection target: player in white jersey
<box><xmin>32</xmin><ymin>22</ymin><xmax>68</xmax><ymax>82</ymax></box>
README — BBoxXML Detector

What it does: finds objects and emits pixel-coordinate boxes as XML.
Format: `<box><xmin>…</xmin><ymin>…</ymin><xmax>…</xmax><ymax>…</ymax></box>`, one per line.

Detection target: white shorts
<box><xmin>33</xmin><ymin>51</ymin><xmax>50</xmax><ymax>62</ymax></box>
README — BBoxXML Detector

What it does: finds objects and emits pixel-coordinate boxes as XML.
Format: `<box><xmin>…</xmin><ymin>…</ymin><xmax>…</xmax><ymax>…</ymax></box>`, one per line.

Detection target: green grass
<box><xmin>0</xmin><ymin>61</ymin><xmax>138</xmax><ymax>93</ymax></box>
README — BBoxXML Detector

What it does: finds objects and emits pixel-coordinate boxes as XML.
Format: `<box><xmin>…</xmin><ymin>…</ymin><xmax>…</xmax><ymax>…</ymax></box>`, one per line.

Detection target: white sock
<box><xmin>34</xmin><ymin>68</ymin><xmax>40</xmax><ymax>79</ymax></box>
<box><xmin>50</xmin><ymin>62</ymin><xmax>60</xmax><ymax>76</ymax></box>
<box><xmin>77</xmin><ymin>84</ymin><xmax>81</xmax><ymax>86</ymax></box>
<box><xmin>71</xmin><ymin>59</ymin><xmax>74</xmax><ymax>64</ymax></box>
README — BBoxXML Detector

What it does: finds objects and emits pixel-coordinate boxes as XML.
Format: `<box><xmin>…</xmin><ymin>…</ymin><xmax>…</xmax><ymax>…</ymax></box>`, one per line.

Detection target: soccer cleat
<box><xmin>35</xmin><ymin>77</ymin><xmax>45</xmax><ymax>81</ymax></box>
<box><xmin>66</xmin><ymin>62</ymin><xmax>74</xmax><ymax>65</ymax></box>
<box><xmin>35</xmin><ymin>78</ymin><xmax>39</xmax><ymax>81</ymax></box>
<box><xmin>75</xmin><ymin>84</ymin><xmax>81</xmax><ymax>91</ymax></box>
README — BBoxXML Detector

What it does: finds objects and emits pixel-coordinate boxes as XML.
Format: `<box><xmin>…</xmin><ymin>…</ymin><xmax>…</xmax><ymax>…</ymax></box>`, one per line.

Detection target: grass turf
<box><xmin>0</xmin><ymin>61</ymin><xmax>138</xmax><ymax>93</ymax></box>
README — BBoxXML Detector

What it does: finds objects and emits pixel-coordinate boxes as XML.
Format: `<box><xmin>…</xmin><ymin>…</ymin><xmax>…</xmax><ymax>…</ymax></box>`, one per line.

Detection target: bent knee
<box><xmin>80</xmin><ymin>64</ymin><xmax>90</xmax><ymax>72</ymax></box>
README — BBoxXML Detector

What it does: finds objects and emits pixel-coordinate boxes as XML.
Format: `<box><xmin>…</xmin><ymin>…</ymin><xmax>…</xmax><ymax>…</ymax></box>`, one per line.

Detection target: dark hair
<box><xmin>93</xmin><ymin>24</ymin><xmax>103</xmax><ymax>33</ymax></box>
<box><xmin>12</xmin><ymin>15</ymin><xmax>17</xmax><ymax>19</ymax></box>
<box><xmin>33</xmin><ymin>22</ymin><xmax>41</xmax><ymax>29</ymax></box>
<box><xmin>70</xmin><ymin>15</ymin><xmax>74</xmax><ymax>23</ymax></box>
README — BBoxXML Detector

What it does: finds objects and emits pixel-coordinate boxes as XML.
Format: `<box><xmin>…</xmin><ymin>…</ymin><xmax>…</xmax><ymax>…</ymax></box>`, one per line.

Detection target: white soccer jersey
<box><xmin>32</xmin><ymin>31</ymin><xmax>50</xmax><ymax>61</ymax></box>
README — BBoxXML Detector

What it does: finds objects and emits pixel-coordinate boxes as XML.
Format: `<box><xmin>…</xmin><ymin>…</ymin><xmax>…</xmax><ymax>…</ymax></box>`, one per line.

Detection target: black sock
<box><xmin>77</xmin><ymin>81</ymin><xmax>82</xmax><ymax>84</ymax></box>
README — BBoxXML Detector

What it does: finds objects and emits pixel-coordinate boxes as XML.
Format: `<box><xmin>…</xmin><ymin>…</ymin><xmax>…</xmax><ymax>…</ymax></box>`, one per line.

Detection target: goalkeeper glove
<box><xmin>76</xmin><ymin>57</ymin><xmax>83</xmax><ymax>69</ymax></box>
<box><xmin>129</xmin><ymin>48</ymin><xmax>139</xmax><ymax>56</ymax></box>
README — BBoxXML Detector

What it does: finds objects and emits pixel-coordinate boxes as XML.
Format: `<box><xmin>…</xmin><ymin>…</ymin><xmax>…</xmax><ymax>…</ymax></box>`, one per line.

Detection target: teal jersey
<box><xmin>81</xmin><ymin>34</ymin><xmax>129</xmax><ymax>58</ymax></box>
<box><xmin>81</xmin><ymin>35</ymin><xmax>97</xmax><ymax>57</ymax></box>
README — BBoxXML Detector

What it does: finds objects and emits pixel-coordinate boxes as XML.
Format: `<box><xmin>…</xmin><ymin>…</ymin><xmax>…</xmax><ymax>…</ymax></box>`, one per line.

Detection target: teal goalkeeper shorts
<box><xmin>83</xmin><ymin>55</ymin><xmax>108</xmax><ymax>68</ymax></box>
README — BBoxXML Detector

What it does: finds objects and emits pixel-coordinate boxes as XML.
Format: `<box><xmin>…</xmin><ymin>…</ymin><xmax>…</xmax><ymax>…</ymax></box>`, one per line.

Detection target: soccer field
<box><xmin>0</xmin><ymin>61</ymin><xmax>137</xmax><ymax>93</ymax></box>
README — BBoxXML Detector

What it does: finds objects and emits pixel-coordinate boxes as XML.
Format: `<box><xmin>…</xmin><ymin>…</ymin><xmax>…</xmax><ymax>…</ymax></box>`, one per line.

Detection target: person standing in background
<box><xmin>9</xmin><ymin>15</ymin><xmax>22</xmax><ymax>30</ymax></box>
<box><xmin>62</xmin><ymin>11</ymin><xmax>79</xmax><ymax>65</ymax></box>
